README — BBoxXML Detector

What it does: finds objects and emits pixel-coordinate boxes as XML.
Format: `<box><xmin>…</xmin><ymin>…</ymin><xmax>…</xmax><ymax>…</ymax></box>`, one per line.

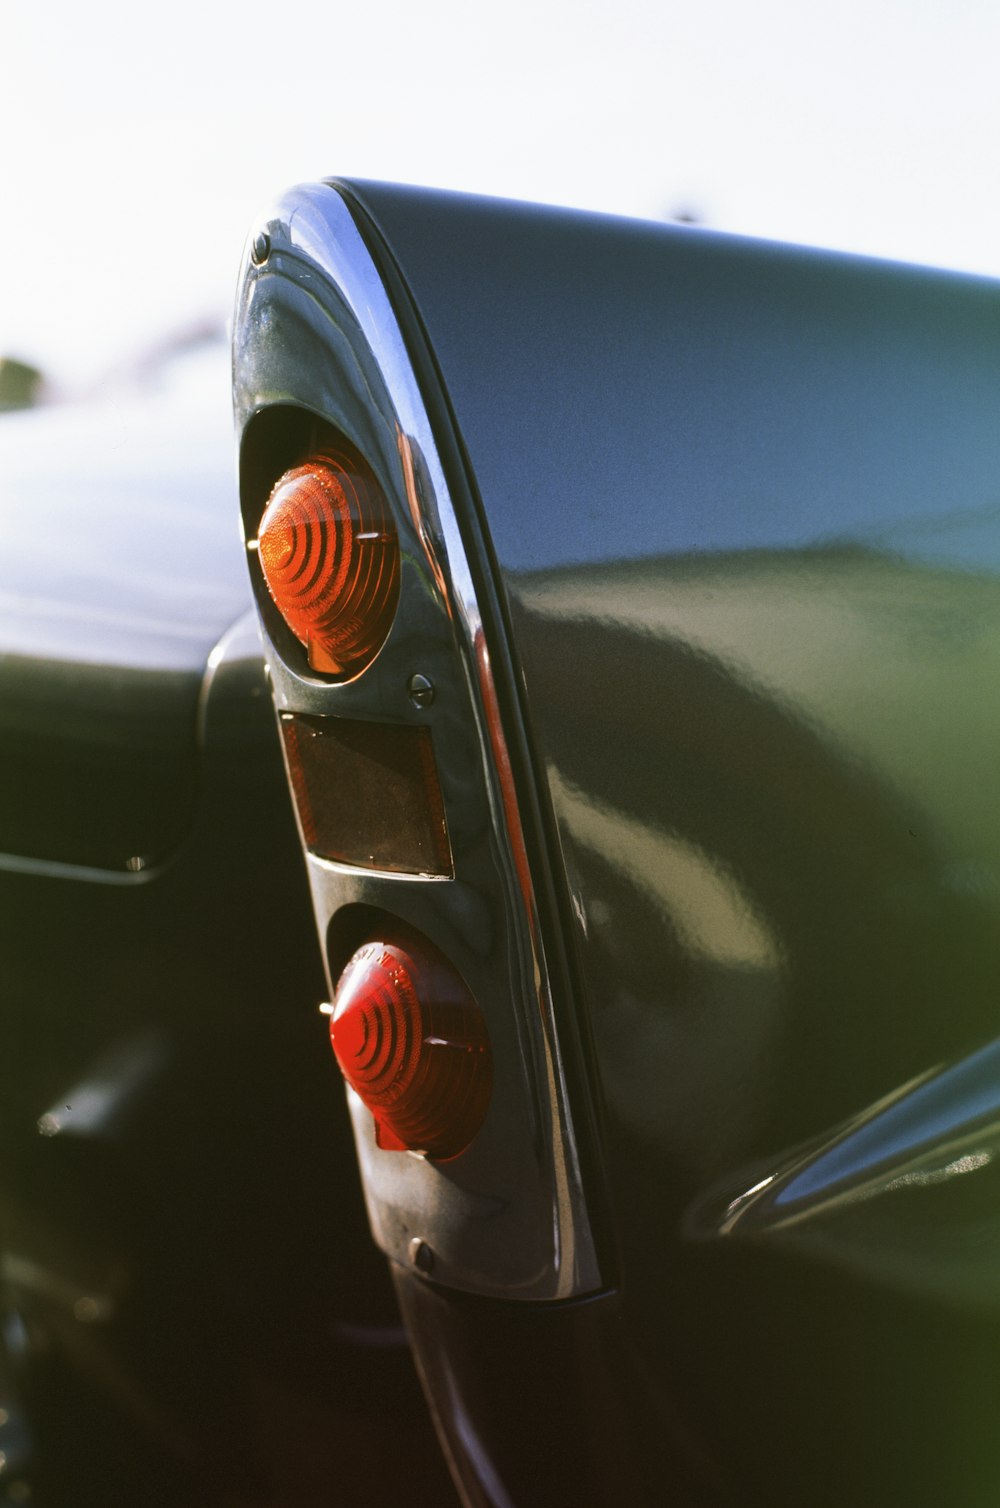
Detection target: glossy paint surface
<box><xmin>345</xmin><ymin>182</ymin><xmax>1000</xmax><ymax>1503</ymax></box>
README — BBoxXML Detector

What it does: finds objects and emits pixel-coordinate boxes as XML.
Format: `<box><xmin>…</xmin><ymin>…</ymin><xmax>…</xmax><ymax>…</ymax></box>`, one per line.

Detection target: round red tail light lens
<box><xmin>330</xmin><ymin>934</ymin><xmax>492</xmax><ymax>1160</ymax></box>
<box><xmin>256</xmin><ymin>444</ymin><xmax>399</xmax><ymax>677</ymax></box>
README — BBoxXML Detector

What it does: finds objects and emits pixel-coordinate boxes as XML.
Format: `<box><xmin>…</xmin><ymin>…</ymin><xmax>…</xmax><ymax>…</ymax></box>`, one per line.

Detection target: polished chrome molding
<box><xmin>234</xmin><ymin>183</ymin><xmax>601</xmax><ymax>1299</ymax></box>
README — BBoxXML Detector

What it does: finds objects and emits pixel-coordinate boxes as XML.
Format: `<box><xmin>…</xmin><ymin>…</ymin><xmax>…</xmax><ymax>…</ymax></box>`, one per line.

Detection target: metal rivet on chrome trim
<box><xmin>407</xmin><ymin>672</ymin><xmax>435</xmax><ymax>709</ymax></box>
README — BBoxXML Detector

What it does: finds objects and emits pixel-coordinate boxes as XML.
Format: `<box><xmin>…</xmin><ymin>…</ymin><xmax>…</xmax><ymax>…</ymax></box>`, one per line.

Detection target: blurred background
<box><xmin>3</xmin><ymin>0</ymin><xmax>1000</xmax><ymax>403</ymax></box>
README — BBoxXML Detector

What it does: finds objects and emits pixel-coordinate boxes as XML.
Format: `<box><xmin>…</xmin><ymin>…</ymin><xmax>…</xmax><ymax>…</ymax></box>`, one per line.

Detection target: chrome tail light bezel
<box><xmin>233</xmin><ymin>182</ymin><xmax>604</xmax><ymax>1301</ymax></box>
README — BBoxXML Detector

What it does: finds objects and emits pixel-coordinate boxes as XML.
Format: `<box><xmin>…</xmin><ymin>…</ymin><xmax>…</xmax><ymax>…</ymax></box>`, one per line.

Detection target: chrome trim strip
<box><xmin>0</xmin><ymin>851</ymin><xmax>161</xmax><ymax>885</ymax></box>
<box><xmin>235</xmin><ymin>182</ymin><xmax>600</xmax><ymax>1298</ymax></box>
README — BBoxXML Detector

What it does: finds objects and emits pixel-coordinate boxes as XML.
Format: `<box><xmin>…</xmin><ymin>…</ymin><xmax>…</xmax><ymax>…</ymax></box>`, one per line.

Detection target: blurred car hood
<box><xmin>0</xmin><ymin>360</ymin><xmax>254</xmax><ymax>872</ymax></box>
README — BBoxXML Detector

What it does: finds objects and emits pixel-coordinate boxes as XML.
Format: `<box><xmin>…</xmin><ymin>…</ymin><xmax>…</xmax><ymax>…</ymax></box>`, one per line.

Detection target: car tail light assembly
<box><xmin>278</xmin><ymin>713</ymin><xmax>452</xmax><ymax>877</ymax></box>
<box><xmin>234</xmin><ymin>183</ymin><xmax>601</xmax><ymax>1303</ymax></box>
<box><xmin>256</xmin><ymin>444</ymin><xmax>399</xmax><ymax>678</ymax></box>
<box><xmin>328</xmin><ymin>932</ymin><xmax>492</xmax><ymax>1160</ymax></box>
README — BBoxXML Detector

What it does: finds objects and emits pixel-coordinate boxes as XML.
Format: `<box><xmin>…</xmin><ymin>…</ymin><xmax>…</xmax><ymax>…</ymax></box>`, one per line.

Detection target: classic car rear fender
<box><xmin>234</xmin><ymin>181</ymin><xmax>1000</xmax><ymax>1506</ymax></box>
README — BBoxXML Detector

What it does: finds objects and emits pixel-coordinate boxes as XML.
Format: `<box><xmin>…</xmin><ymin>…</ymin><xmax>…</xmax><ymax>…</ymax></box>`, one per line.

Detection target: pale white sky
<box><xmin>4</xmin><ymin>0</ymin><xmax>999</xmax><ymax>387</ymax></box>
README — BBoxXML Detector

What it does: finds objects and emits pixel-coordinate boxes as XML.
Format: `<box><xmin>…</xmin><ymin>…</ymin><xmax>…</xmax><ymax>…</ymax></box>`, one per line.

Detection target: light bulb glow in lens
<box><xmin>256</xmin><ymin>445</ymin><xmax>399</xmax><ymax>677</ymax></box>
<box><xmin>330</xmin><ymin>934</ymin><xmax>492</xmax><ymax>1160</ymax></box>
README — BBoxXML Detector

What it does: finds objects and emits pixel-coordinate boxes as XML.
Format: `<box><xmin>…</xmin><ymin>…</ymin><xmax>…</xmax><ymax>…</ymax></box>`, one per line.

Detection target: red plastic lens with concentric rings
<box><xmin>330</xmin><ymin>934</ymin><xmax>492</xmax><ymax>1160</ymax></box>
<box><xmin>256</xmin><ymin>445</ymin><xmax>399</xmax><ymax>676</ymax></box>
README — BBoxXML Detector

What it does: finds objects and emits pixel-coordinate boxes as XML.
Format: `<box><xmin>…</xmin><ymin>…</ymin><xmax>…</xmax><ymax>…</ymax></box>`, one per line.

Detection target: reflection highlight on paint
<box><xmin>550</xmin><ymin>767</ymin><xmax>781</xmax><ymax>974</ymax></box>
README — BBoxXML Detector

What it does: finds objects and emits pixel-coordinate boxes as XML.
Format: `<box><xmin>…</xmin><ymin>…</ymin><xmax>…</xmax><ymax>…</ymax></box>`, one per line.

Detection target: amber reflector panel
<box><xmin>330</xmin><ymin>933</ymin><xmax>492</xmax><ymax>1159</ymax></box>
<box><xmin>257</xmin><ymin>446</ymin><xmax>400</xmax><ymax>677</ymax></box>
<box><xmin>280</xmin><ymin>714</ymin><xmax>452</xmax><ymax>876</ymax></box>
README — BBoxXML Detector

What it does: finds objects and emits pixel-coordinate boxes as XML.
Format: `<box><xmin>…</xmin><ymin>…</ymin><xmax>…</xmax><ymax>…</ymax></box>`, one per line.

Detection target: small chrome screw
<box><xmin>407</xmin><ymin>673</ymin><xmax>435</xmax><ymax>709</ymax></box>
<box><xmin>251</xmin><ymin>230</ymin><xmax>271</xmax><ymax>266</ymax></box>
